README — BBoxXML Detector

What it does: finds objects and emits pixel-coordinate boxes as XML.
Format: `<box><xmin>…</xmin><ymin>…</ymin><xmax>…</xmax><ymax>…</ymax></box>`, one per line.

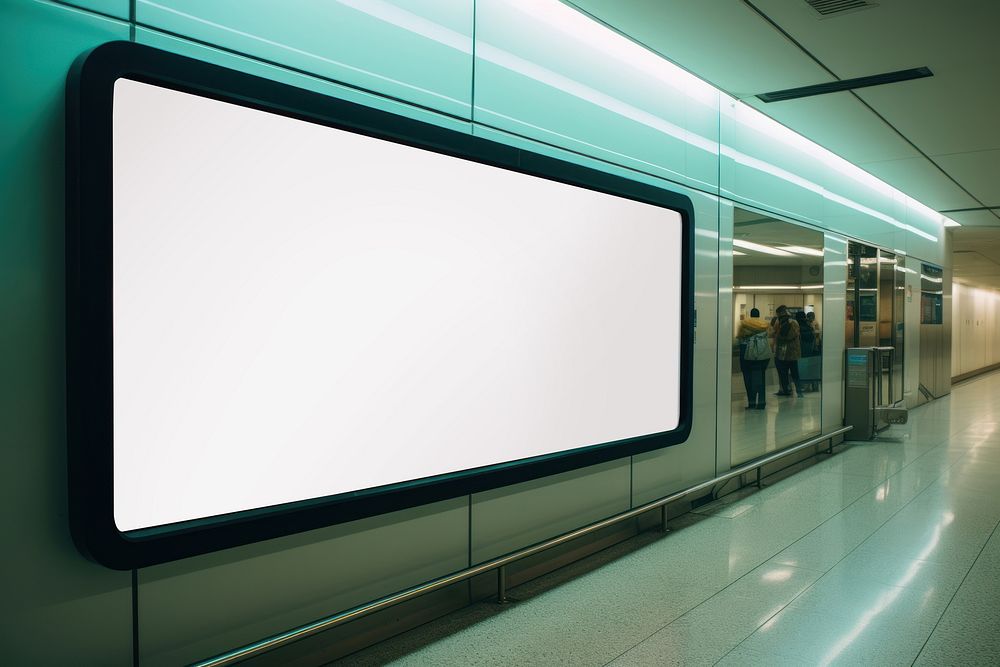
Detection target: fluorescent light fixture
<box><xmin>735</xmin><ymin>285</ymin><xmax>801</xmax><ymax>290</ymax></box>
<box><xmin>921</xmin><ymin>275</ymin><xmax>943</xmax><ymax>283</ymax></box>
<box><xmin>756</xmin><ymin>67</ymin><xmax>933</xmax><ymax>103</ymax></box>
<box><xmin>733</xmin><ymin>239</ymin><xmax>794</xmax><ymax>256</ymax></box>
<box><xmin>781</xmin><ymin>245</ymin><xmax>824</xmax><ymax>257</ymax></box>
<box><xmin>943</xmin><ymin>219</ymin><xmax>961</xmax><ymax>227</ymax></box>
<box><xmin>735</xmin><ymin>285</ymin><xmax>825</xmax><ymax>291</ymax></box>
<box><xmin>732</xmin><ymin>250</ymin><xmax>747</xmax><ymax>256</ymax></box>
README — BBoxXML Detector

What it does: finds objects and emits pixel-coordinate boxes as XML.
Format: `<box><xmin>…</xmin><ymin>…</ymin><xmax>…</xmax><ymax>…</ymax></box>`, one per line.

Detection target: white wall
<box><xmin>952</xmin><ymin>282</ymin><xmax>1000</xmax><ymax>378</ymax></box>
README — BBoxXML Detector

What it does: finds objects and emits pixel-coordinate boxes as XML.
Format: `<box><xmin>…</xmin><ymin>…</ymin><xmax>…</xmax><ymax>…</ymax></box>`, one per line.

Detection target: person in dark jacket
<box><xmin>797</xmin><ymin>311</ymin><xmax>819</xmax><ymax>392</ymax></box>
<box><xmin>797</xmin><ymin>311</ymin><xmax>815</xmax><ymax>356</ymax></box>
<box><xmin>772</xmin><ymin>305</ymin><xmax>803</xmax><ymax>397</ymax></box>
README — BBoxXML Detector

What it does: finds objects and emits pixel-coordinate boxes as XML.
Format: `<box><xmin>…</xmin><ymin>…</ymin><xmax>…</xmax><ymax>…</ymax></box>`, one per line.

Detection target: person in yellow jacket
<box><xmin>737</xmin><ymin>307</ymin><xmax>771</xmax><ymax>409</ymax></box>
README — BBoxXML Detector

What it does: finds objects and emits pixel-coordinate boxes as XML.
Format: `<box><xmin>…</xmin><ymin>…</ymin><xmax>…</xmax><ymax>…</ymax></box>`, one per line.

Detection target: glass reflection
<box><xmin>731</xmin><ymin>209</ymin><xmax>823</xmax><ymax>465</ymax></box>
<box><xmin>846</xmin><ymin>243</ymin><xmax>906</xmax><ymax>406</ymax></box>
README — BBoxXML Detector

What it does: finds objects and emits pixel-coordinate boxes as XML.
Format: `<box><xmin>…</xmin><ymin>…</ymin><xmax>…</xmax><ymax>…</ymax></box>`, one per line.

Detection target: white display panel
<box><xmin>112</xmin><ymin>79</ymin><xmax>682</xmax><ymax>532</ymax></box>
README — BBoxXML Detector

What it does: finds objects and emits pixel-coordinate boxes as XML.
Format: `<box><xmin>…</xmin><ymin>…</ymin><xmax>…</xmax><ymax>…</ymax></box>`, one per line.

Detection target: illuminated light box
<box><xmin>66</xmin><ymin>42</ymin><xmax>693</xmax><ymax>568</ymax></box>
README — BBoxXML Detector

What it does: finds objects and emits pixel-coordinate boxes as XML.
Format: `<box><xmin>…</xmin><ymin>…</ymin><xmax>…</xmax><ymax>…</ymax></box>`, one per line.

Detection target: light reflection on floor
<box><xmin>338</xmin><ymin>372</ymin><xmax>1000</xmax><ymax>667</ymax></box>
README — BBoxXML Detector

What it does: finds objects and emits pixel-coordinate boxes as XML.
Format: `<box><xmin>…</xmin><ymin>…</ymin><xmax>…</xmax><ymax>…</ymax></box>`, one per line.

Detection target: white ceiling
<box><xmin>952</xmin><ymin>228</ymin><xmax>1000</xmax><ymax>290</ymax></box>
<box><xmin>568</xmin><ymin>0</ymin><xmax>1000</xmax><ymax>287</ymax></box>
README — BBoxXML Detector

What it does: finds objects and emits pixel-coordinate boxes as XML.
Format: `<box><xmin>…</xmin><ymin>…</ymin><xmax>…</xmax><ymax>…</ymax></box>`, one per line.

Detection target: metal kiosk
<box><xmin>845</xmin><ymin>346</ymin><xmax>908</xmax><ymax>439</ymax></box>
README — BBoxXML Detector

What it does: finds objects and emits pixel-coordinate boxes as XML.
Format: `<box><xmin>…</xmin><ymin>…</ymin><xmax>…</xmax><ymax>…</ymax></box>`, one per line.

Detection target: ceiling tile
<box><xmin>567</xmin><ymin>0</ymin><xmax>998</xmax><ymax>219</ymax></box>
<box><xmin>951</xmin><ymin>226</ymin><xmax>1000</xmax><ymax>250</ymax></box>
<box><xmin>951</xmin><ymin>226</ymin><xmax>1000</xmax><ymax>291</ymax></box>
<box><xmin>952</xmin><ymin>241</ymin><xmax>1000</xmax><ymax>289</ymax></box>
<box><xmin>932</xmin><ymin>150</ymin><xmax>1000</xmax><ymax>208</ymax></box>
<box><xmin>856</xmin><ymin>76</ymin><xmax>1000</xmax><ymax>157</ymax></box>
<box><xmin>858</xmin><ymin>156</ymin><xmax>980</xmax><ymax>212</ymax></box>
<box><xmin>752</xmin><ymin>0</ymin><xmax>1000</xmax><ymax>156</ymax></box>
<box><xmin>943</xmin><ymin>210</ymin><xmax>1000</xmax><ymax>228</ymax></box>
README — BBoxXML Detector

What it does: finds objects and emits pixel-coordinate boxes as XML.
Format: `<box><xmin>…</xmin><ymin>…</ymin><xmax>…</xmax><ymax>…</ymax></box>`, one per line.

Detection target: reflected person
<box><xmin>807</xmin><ymin>311</ymin><xmax>821</xmax><ymax>350</ymax></box>
<box><xmin>738</xmin><ymin>307</ymin><xmax>771</xmax><ymax>410</ymax></box>
<box><xmin>798</xmin><ymin>311</ymin><xmax>821</xmax><ymax>392</ymax></box>
<box><xmin>772</xmin><ymin>305</ymin><xmax>803</xmax><ymax>398</ymax></box>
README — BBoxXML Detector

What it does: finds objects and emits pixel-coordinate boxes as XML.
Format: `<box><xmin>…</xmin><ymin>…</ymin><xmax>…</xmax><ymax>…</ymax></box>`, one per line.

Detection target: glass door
<box><xmin>846</xmin><ymin>242</ymin><xmax>904</xmax><ymax>405</ymax></box>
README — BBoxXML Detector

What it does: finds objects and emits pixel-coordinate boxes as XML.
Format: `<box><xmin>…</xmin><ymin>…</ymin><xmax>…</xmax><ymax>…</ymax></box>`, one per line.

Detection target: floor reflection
<box><xmin>731</xmin><ymin>368</ymin><xmax>821</xmax><ymax>465</ymax></box>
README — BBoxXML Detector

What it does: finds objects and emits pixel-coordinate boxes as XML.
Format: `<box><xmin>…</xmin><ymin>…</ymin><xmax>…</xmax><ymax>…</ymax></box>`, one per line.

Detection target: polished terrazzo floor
<box><xmin>337</xmin><ymin>372</ymin><xmax>1000</xmax><ymax>666</ymax></box>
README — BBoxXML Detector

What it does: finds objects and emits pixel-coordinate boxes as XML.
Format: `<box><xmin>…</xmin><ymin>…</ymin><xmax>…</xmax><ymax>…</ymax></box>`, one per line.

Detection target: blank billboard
<box><xmin>67</xmin><ymin>42</ymin><xmax>692</xmax><ymax>566</ymax></box>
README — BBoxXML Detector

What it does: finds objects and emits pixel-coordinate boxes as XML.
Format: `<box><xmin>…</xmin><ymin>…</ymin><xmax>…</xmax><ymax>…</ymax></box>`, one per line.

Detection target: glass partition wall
<box><xmin>731</xmin><ymin>209</ymin><xmax>824</xmax><ymax>465</ymax></box>
<box><xmin>917</xmin><ymin>264</ymin><xmax>945</xmax><ymax>404</ymax></box>
<box><xmin>846</xmin><ymin>242</ymin><xmax>905</xmax><ymax>406</ymax></box>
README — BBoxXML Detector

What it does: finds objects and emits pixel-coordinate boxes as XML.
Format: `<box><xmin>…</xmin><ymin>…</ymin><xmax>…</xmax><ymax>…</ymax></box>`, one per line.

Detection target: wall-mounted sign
<box><xmin>66</xmin><ymin>42</ymin><xmax>694</xmax><ymax>568</ymax></box>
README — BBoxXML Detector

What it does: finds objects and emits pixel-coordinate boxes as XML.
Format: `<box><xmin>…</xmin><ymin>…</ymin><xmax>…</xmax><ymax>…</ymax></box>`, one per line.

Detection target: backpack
<box><xmin>745</xmin><ymin>331</ymin><xmax>771</xmax><ymax>361</ymax></box>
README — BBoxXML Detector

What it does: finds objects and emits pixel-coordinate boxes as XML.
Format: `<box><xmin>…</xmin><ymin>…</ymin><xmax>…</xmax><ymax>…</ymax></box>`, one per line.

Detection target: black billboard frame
<box><xmin>66</xmin><ymin>41</ymin><xmax>695</xmax><ymax>569</ymax></box>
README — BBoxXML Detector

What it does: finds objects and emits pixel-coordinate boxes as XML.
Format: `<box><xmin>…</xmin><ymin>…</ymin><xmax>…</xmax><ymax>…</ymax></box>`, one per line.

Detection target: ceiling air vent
<box><xmin>805</xmin><ymin>0</ymin><xmax>878</xmax><ymax>17</ymax></box>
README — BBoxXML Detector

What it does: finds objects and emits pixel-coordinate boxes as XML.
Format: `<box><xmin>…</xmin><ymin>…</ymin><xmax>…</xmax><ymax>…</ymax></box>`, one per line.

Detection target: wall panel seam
<box><xmin>45</xmin><ymin>0</ymin><xmax>130</xmax><ymax>24</ymax></box>
<box><xmin>132</xmin><ymin>23</ymin><xmax>473</xmax><ymax>124</ymax></box>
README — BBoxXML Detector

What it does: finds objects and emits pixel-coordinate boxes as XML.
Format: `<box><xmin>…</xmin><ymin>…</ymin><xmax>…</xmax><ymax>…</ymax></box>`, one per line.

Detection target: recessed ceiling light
<box><xmin>735</xmin><ymin>285</ymin><xmax>801</xmax><ymax>290</ymax></box>
<box><xmin>733</xmin><ymin>239</ymin><xmax>794</xmax><ymax>256</ymax></box>
<box><xmin>734</xmin><ymin>284</ymin><xmax>825</xmax><ymax>290</ymax></box>
<box><xmin>782</xmin><ymin>245</ymin><xmax>824</xmax><ymax>257</ymax></box>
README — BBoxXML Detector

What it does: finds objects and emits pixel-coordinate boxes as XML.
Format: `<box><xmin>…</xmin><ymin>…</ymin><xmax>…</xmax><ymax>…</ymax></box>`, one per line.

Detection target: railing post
<box><xmin>497</xmin><ymin>565</ymin><xmax>509</xmax><ymax>604</ymax></box>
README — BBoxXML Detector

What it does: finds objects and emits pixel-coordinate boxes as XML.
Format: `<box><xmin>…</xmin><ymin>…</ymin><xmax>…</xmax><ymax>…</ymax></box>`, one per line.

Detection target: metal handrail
<box><xmin>193</xmin><ymin>425</ymin><xmax>853</xmax><ymax>666</ymax></box>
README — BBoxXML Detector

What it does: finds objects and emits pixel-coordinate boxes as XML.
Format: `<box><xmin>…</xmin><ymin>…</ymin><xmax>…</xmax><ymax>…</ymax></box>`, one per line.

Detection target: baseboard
<box><xmin>952</xmin><ymin>362</ymin><xmax>1000</xmax><ymax>385</ymax></box>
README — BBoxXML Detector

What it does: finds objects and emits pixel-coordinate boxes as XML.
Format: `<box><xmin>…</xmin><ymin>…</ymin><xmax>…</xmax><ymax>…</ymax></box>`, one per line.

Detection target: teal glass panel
<box><xmin>473</xmin><ymin>0</ymin><xmax>720</xmax><ymax>192</ymax></box>
<box><xmin>57</xmin><ymin>0</ymin><xmax>129</xmax><ymax>20</ymax></box>
<box><xmin>903</xmin><ymin>197</ymin><xmax>948</xmax><ymax>264</ymax></box>
<box><xmin>720</xmin><ymin>98</ymin><xmax>826</xmax><ymax>228</ymax></box>
<box><xmin>721</xmin><ymin>99</ymin><xmax>943</xmax><ymax>259</ymax></box>
<box><xmin>0</xmin><ymin>0</ymin><xmax>132</xmax><ymax>663</ymax></box>
<box><xmin>136</xmin><ymin>0</ymin><xmax>474</xmax><ymax>118</ymax></box>
<box><xmin>135</xmin><ymin>28</ymin><xmax>472</xmax><ymax>136</ymax></box>
<box><xmin>139</xmin><ymin>499</ymin><xmax>468</xmax><ymax>664</ymax></box>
